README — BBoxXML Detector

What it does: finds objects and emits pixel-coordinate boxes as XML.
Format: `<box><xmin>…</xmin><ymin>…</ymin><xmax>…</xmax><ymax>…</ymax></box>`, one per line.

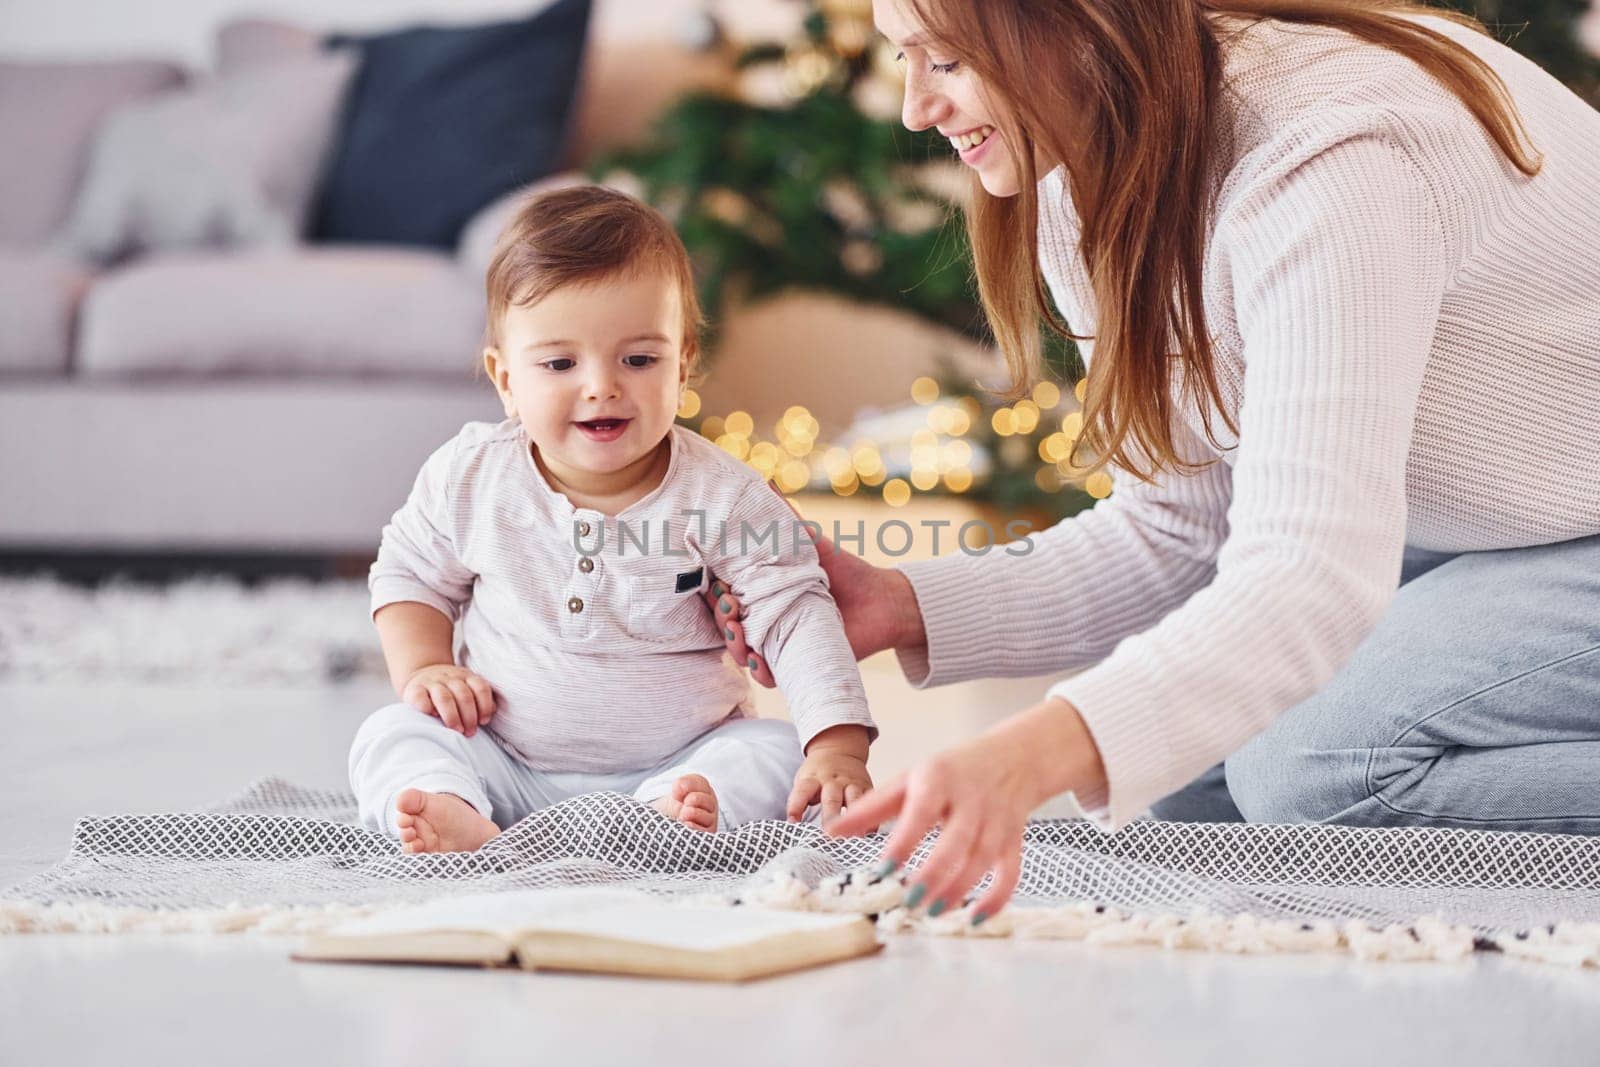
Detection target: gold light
<box><xmin>860</xmin><ymin>467</ymin><xmax>886</xmax><ymax>487</ymax></box>
<box><xmin>943</xmin><ymin>467</ymin><xmax>974</xmax><ymax>493</ymax></box>
<box><xmin>822</xmin><ymin>447</ymin><xmax>853</xmax><ymax>480</ymax></box>
<box><xmin>1074</xmin><ymin>378</ymin><xmax>1088</xmax><ymax>402</ymax></box>
<box><xmin>748</xmin><ymin>441</ymin><xmax>782</xmax><ymax>472</ymax></box>
<box><xmin>910</xmin><ymin>376</ymin><xmax>940</xmax><ymax>405</ymax></box>
<box><xmin>716</xmin><ymin>433</ymin><xmax>751</xmax><ymax>461</ymax></box>
<box><xmin>910</xmin><ymin>468</ymin><xmax>939</xmax><ymax>491</ymax></box>
<box><xmin>991</xmin><ymin>408</ymin><xmax>1017</xmax><ymax>436</ymax></box>
<box><xmin>777</xmin><ymin>460</ymin><xmax>811</xmax><ymax>493</ymax></box>
<box><xmin>677</xmin><ymin>390</ymin><xmax>702</xmax><ymax>420</ymax></box>
<box><xmin>1013</xmin><ymin>399</ymin><xmax>1040</xmax><ymax>434</ymax></box>
<box><xmin>724</xmin><ymin>410</ymin><xmax>754</xmax><ymax>437</ymax></box>
<box><xmin>1085</xmin><ymin>471</ymin><xmax>1114</xmax><ymax>498</ymax></box>
<box><xmin>882</xmin><ymin>478</ymin><xmax>912</xmax><ymax>506</ymax></box>
<box><xmin>943</xmin><ymin>439</ymin><xmax>972</xmax><ymax>467</ymax></box>
<box><xmin>851</xmin><ymin>444</ymin><xmax>883</xmax><ymax>476</ymax></box>
<box><xmin>700</xmin><ymin>415</ymin><xmax>726</xmax><ymax>440</ymax></box>
<box><xmin>1035</xmin><ymin>466</ymin><xmax>1063</xmax><ymax>493</ymax></box>
<box><xmin>1060</xmin><ymin>411</ymin><xmax>1084</xmax><ymax>439</ymax></box>
<box><xmin>1032</xmin><ymin>381</ymin><xmax>1061</xmax><ymax>409</ymax></box>
<box><xmin>1038</xmin><ymin>433</ymin><xmax>1070</xmax><ymax>463</ymax></box>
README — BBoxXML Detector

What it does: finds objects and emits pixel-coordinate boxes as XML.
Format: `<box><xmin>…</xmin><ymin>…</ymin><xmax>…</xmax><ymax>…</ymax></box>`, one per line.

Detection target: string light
<box><xmin>1013</xmin><ymin>399</ymin><xmax>1040</xmax><ymax>434</ymax></box>
<box><xmin>691</xmin><ymin>372</ymin><xmax>1102</xmax><ymax>510</ymax></box>
<box><xmin>821</xmin><ymin>446</ymin><xmax>853</xmax><ymax>480</ymax></box>
<box><xmin>1038</xmin><ymin>433</ymin><xmax>1070</xmax><ymax>463</ymax></box>
<box><xmin>1074</xmin><ymin>378</ymin><xmax>1088</xmax><ymax>402</ymax></box>
<box><xmin>715</xmin><ymin>433</ymin><xmax>751</xmax><ymax>461</ymax></box>
<box><xmin>748</xmin><ymin>441</ymin><xmax>782</xmax><ymax>473</ymax></box>
<box><xmin>777</xmin><ymin>459</ymin><xmax>810</xmax><ymax>492</ymax></box>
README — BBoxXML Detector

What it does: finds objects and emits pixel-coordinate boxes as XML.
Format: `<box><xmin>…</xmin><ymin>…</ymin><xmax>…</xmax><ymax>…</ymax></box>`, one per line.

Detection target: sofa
<box><xmin>0</xmin><ymin>7</ymin><xmax>992</xmax><ymax>557</ymax></box>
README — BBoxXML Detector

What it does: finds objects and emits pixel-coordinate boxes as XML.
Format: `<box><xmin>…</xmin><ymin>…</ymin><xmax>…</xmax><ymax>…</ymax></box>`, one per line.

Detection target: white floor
<box><xmin>4</xmin><ymin>660</ymin><xmax>1599</xmax><ymax>1065</ymax></box>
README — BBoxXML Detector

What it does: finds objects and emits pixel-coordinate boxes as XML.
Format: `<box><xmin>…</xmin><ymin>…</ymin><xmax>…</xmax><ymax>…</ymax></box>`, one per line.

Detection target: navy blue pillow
<box><xmin>311</xmin><ymin>0</ymin><xmax>592</xmax><ymax>249</ymax></box>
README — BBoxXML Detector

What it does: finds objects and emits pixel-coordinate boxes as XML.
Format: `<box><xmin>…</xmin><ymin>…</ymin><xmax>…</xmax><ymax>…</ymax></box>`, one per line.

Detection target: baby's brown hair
<box><xmin>484</xmin><ymin>185</ymin><xmax>704</xmax><ymax>372</ymax></box>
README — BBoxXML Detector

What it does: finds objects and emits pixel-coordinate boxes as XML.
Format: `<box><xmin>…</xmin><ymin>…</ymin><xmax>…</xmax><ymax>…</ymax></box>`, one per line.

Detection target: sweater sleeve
<box><xmin>892</xmin><ymin>422</ymin><xmax>1233</xmax><ymax>690</ymax></box>
<box><xmin>1050</xmin><ymin>131</ymin><xmax>1453</xmax><ymax>828</ymax></box>
<box><xmin>369</xmin><ymin>437</ymin><xmax>477</xmax><ymax>623</ymax></box>
<box><xmin>709</xmin><ymin>482</ymin><xmax>876</xmax><ymax>751</ymax></box>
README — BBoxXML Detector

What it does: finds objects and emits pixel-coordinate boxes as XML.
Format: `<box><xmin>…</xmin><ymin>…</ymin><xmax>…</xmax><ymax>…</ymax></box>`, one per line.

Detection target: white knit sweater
<box><xmin>895</xmin><ymin>15</ymin><xmax>1600</xmax><ymax>829</ymax></box>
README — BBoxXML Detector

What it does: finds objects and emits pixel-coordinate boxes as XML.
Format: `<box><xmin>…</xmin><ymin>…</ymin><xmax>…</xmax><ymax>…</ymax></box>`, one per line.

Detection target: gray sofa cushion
<box><xmin>0</xmin><ymin>60</ymin><xmax>186</xmax><ymax>247</ymax></box>
<box><xmin>77</xmin><ymin>247</ymin><xmax>486</xmax><ymax>379</ymax></box>
<box><xmin>57</xmin><ymin>50</ymin><xmax>357</xmax><ymax>265</ymax></box>
<box><xmin>0</xmin><ymin>249</ymin><xmax>94</xmax><ymax>376</ymax></box>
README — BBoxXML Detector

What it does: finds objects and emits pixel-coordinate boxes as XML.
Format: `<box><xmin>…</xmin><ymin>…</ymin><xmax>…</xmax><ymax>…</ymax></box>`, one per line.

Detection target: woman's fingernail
<box><xmin>748</xmin><ymin>655</ymin><xmax>758</xmax><ymax>670</ymax></box>
<box><xmin>719</xmin><ymin>599</ymin><xmax>732</xmax><ymax>614</ymax></box>
<box><xmin>972</xmin><ymin>911</ymin><xmax>989</xmax><ymax>927</ymax></box>
<box><xmin>905</xmin><ymin>884</ymin><xmax>927</xmax><ymax>909</ymax></box>
<box><xmin>927</xmin><ymin>899</ymin><xmax>947</xmax><ymax>918</ymax></box>
<box><xmin>871</xmin><ymin>859</ymin><xmax>899</xmax><ymax>880</ymax></box>
<box><xmin>713</xmin><ymin>581</ymin><xmax>727</xmax><ymax>597</ymax></box>
<box><xmin>725</xmin><ymin>627</ymin><xmax>735</xmax><ymax>640</ymax></box>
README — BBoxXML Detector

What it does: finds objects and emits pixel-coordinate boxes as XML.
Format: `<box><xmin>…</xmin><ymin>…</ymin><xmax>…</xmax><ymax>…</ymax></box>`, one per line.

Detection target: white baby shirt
<box><xmin>369</xmin><ymin>420</ymin><xmax>876</xmax><ymax>773</ymax></box>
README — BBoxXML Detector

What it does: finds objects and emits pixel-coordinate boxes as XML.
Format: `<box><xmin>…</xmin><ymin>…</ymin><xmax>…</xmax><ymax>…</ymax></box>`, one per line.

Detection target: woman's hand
<box><xmin>401</xmin><ymin>664</ymin><xmax>497</xmax><ymax>737</ymax></box>
<box><xmin>825</xmin><ymin>697</ymin><xmax>1106</xmax><ymax>922</ymax></box>
<box><xmin>702</xmin><ymin>485</ymin><xmax>926</xmax><ymax>685</ymax></box>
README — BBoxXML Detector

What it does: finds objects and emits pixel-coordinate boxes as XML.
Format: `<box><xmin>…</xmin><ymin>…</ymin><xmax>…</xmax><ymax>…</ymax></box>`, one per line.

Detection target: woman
<box><xmin>710</xmin><ymin>0</ymin><xmax>1600</xmax><ymax>921</ymax></box>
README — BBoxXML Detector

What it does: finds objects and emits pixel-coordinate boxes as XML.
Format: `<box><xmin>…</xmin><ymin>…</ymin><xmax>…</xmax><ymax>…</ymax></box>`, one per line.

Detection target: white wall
<box><xmin>0</xmin><ymin>0</ymin><xmax>798</xmax><ymax>66</ymax></box>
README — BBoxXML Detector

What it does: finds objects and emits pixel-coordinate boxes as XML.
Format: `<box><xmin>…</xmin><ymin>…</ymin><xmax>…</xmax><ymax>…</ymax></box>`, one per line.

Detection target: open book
<box><xmin>295</xmin><ymin>888</ymin><xmax>880</xmax><ymax>982</ymax></box>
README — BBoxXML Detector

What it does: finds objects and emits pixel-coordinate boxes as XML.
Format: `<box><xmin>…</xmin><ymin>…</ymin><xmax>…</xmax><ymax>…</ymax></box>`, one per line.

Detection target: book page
<box><xmin>324</xmin><ymin>888</ymin><xmax>865</xmax><ymax>951</ymax></box>
<box><xmin>535</xmin><ymin>902</ymin><xmax>865</xmax><ymax>952</ymax></box>
<box><xmin>327</xmin><ymin>887</ymin><xmax>652</xmax><ymax>939</ymax></box>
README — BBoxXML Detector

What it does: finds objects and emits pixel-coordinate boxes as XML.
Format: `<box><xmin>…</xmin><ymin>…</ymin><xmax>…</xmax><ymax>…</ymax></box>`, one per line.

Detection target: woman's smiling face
<box><xmin>873</xmin><ymin>0</ymin><xmax>1021</xmax><ymax>197</ymax></box>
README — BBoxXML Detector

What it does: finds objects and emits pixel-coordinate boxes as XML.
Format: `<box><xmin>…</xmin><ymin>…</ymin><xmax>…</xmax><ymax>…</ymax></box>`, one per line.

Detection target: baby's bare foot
<box><xmin>394</xmin><ymin>788</ymin><xmax>499</xmax><ymax>854</ymax></box>
<box><xmin>650</xmin><ymin>774</ymin><xmax>719</xmax><ymax>832</ymax></box>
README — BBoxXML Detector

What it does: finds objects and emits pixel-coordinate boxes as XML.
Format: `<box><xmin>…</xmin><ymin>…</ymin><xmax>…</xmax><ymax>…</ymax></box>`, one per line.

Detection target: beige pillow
<box><xmin>58</xmin><ymin>49</ymin><xmax>356</xmax><ymax>265</ymax></box>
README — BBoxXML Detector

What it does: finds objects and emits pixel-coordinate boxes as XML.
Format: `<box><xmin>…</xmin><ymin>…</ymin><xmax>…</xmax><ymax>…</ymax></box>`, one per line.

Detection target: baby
<box><xmin>348</xmin><ymin>185</ymin><xmax>877</xmax><ymax>853</ymax></box>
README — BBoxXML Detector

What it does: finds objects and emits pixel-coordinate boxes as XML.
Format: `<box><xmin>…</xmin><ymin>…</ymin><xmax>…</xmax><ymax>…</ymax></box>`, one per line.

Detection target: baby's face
<box><xmin>487</xmin><ymin>269</ymin><xmax>689</xmax><ymax>480</ymax></box>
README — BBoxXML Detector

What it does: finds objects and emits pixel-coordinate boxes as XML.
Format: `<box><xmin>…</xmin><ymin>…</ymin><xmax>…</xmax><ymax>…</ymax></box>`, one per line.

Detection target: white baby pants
<box><xmin>349</xmin><ymin>702</ymin><xmax>805</xmax><ymax>837</ymax></box>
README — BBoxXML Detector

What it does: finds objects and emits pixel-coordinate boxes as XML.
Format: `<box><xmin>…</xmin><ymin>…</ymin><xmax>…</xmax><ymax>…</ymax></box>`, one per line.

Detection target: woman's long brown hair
<box><xmin>912</xmin><ymin>0</ymin><xmax>1541</xmax><ymax>479</ymax></box>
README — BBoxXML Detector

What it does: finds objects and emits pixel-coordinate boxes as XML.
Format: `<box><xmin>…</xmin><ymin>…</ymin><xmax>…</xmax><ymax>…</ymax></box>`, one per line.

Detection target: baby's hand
<box><xmin>787</xmin><ymin>748</ymin><xmax>873</xmax><ymax>824</ymax></box>
<box><xmin>401</xmin><ymin>664</ymin><xmax>497</xmax><ymax>737</ymax></box>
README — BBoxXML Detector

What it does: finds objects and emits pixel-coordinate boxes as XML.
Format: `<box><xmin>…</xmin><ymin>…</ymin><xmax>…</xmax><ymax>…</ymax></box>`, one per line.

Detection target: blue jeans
<box><xmin>1150</xmin><ymin>534</ymin><xmax>1600</xmax><ymax>834</ymax></box>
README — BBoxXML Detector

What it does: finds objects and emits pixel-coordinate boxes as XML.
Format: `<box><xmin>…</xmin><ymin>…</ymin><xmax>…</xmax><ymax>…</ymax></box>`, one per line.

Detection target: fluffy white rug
<box><xmin>0</xmin><ymin>576</ymin><xmax>385</xmax><ymax>684</ymax></box>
